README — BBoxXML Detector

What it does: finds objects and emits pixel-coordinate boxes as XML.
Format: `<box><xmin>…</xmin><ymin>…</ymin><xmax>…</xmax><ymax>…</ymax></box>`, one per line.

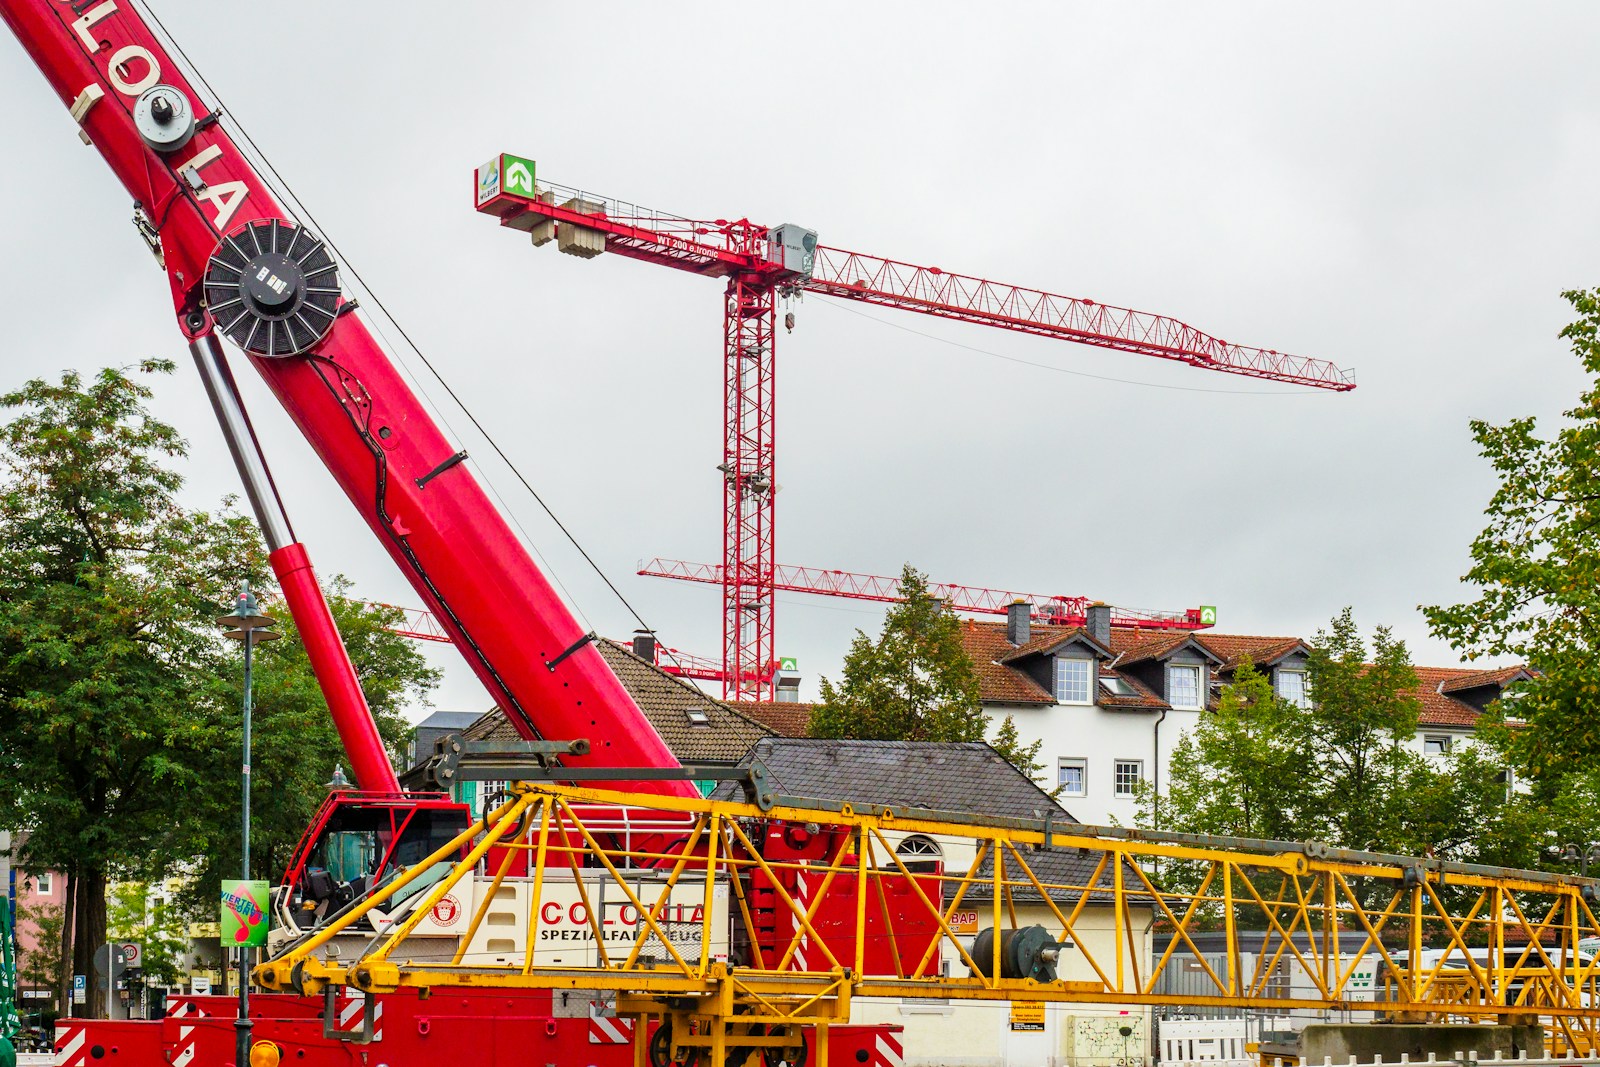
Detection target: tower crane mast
<box><xmin>475</xmin><ymin>160</ymin><xmax>1355</xmax><ymax>700</ymax></box>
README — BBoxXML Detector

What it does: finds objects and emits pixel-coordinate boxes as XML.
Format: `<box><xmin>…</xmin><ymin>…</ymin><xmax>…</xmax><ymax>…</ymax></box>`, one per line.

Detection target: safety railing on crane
<box><xmin>259</xmin><ymin>776</ymin><xmax>1600</xmax><ymax>1065</ymax></box>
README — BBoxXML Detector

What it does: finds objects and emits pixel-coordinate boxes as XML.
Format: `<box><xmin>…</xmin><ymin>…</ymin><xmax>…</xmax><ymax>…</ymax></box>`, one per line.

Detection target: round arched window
<box><xmin>895</xmin><ymin>834</ymin><xmax>943</xmax><ymax>873</ymax></box>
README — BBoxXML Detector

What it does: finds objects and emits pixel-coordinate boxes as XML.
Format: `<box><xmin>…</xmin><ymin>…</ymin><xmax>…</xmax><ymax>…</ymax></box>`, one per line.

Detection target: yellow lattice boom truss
<box><xmin>258</xmin><ymin>781</ymin><xmax>1600</xmax><ymax>1060</ymax></box>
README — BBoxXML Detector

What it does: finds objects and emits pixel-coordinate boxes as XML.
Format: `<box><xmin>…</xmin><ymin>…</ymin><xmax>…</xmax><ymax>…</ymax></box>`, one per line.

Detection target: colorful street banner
<box><xmin>220</xmin><ymin>880</ymin><xmax>270</xmax><ymax>948</ymax></box>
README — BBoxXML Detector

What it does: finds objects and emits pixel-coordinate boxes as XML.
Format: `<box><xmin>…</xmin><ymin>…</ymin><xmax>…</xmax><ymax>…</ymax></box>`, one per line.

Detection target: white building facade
<box><xmin>962</xmin><ymin>604</ymin><xmax>1525</xmax><ymax>827</ymax></box>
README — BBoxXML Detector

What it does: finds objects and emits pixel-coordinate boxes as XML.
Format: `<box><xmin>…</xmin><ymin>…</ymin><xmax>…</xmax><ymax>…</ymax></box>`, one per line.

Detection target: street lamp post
<box><xmin>1564</xmin><ymin>842</ymin><xmax>1600</xmax><ymax>878</ymax></box>
<box><xmin>217</xmin><ymin>583</ymin><xmax>277</xmax><ymax>1067</ymax></box>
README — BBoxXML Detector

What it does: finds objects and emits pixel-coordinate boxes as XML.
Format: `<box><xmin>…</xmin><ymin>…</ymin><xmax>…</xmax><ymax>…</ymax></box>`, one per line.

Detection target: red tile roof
<box><xmin>734</xmin><ymin>701</ymin><xmax>815</xmax><ymax>738</ymax></box>
<box><xmin>1438</xmin><ymin>665</ymin><xmax>1532</xmax><ymax>695</ymax></box>
<box><xmin>997</xmin><ymin>626</ymin><xmax>1108</xmax><ymax>664</ymax></box>
<box><xmin>1194</xmin><ymin>634</ymin><xmax>1307</xmax><ymax>671</ymax></box>
<box><xmin>959</xmin><ymin>620</ymin><xmax>1055</xmax><ymax>705</ymax></box>
<box><xmin>961</xmin><ymin>619</ymin><xmax>1527</xmax><ymax>728</ymax></box>
<box><xmin>1115</xmin><ymin>632</ymin><xmax>1218</xmax><ymax>669</ymax></box>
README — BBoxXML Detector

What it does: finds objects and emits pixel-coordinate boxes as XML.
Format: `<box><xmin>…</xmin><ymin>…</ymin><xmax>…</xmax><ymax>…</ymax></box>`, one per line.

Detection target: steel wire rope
<box><xmin>132</xmin><ymin>1</ymin><xmax>698</xmax><ymax>670</ymax></box>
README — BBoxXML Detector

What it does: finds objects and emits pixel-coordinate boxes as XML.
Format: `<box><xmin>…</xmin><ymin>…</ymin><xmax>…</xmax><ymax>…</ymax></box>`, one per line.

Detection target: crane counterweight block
<box><xmin>205</xmin><ymin>218</ymin><xmax>341</xmax><ymax>357</ymax></box>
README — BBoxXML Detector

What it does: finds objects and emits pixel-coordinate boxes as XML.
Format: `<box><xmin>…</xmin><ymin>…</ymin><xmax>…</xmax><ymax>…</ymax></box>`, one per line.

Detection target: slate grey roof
<box><xmin>705</xmin><ymin>738</ymin><xmax>1138</xmax><ymax>906</ymax></box>
<box><xmin>414</xmin><ymin>710</ymin><xmax>483</xmax><ymax>731</ymax></box>
<box><xmin>709</xmin><ymin>738</ymin><xmax>1072</xmax><ymax>820</ymax></box>
<box><xmin>440</xmin><ymin>639</ymin><xmax>774</xmax><ymax>765</ymax></box>
<box><xmin>966</xmin><ymin>843</ymin><xmax>1127</xmax><ymax>904</ymax></box>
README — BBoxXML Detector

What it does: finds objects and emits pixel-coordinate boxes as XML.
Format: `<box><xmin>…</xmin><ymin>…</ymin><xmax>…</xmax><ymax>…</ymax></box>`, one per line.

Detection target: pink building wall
<box><xmin>14</xmin><ymin>868</ymin><xmax>66</xmax><ymax>961</ymax></box>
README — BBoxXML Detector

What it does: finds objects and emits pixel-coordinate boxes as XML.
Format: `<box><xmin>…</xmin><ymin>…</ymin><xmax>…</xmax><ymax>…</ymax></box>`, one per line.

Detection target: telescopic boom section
<box><xmin>0</xmin><ymin>2</ymin><xmax>693</xmax><ymax>796</ymax></box>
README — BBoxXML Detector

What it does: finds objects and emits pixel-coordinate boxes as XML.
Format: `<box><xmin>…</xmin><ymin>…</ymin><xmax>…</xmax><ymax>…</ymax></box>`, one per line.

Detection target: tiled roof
<box><xmin>1194</xmin><ymin>634</ymin><xmax>1307</xmax><ymax>671</ymax></box>
<box><xmin>959</xmin><ymin>620</ymin><xmax>1055</xmax><ymax>705</ymax></box>
<box><xmin>1094</xmin><ymin>667</ymin><xmax>1167</xmax><ymax>709</ymax></box>
<box><xmin>449</xmin><ymin>639</ymin><xmax>774</xmax><ymax>764</ymax></box>
<box><xmin>413</xmin><ymin>709</ymin><xmax>484</xmax><ymax>731</ymax></box>
<box><xmin>1116</xmin><ymin>632</ymin><xmax>1220</xmax><ymax>669</ymax></box>
<box><xmin>997</xmin><ymin>627</ymin><xmax>1108</xmax><ymax>665</ymax></box>
<box><xmin>1410</xmin><ymin>666</ymin><xmax>1516</xmax><ymax>728</ymax></box>
<box><xmin>594</xmin><ymin>640</ymin><xmax>772</xmax><ymax>762</ymax></box>
<box><xmin>1439</xmin><ymin>665</ymin><xmax>1532</xmax><ymax>695</ymax></box>
<box><xmin>711</xmin><ymin>738</ymin><xmax>1072</xmax><ymax>820</ymax></box>
<box><xmin>961</xmin><ymin>619</ymin><xmax>1527</xmax><ymax>729</ymax></box>
<box><xmin>966</xmin><ymin>844</ymin><xmax>1125</xmax><ymax>904</ymax></box>
<box><xmin>734</xmin><ymin>701</ymin><xmax>815</xmax><ymax>738</ymax></box>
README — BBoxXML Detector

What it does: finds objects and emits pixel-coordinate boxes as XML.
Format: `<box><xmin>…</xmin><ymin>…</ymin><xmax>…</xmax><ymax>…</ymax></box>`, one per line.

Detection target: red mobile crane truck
<box><xmin>0</xmin><ymin>4</ymin><xmax>917</xmax><ymax>1066</ymax></box>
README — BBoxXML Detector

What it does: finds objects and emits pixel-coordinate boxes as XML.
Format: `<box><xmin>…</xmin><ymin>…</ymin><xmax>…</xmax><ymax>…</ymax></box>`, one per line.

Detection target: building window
<box><xmin>1423</xmin><ymin>735</ymin><xmax>1452</xmax><ymax>756</ymax></box>
<box><xmin>1100</xmin><ymin>676</ymin><xmax>1136</xmax><ymax>697</ymax></box>
<box><xmin>1058</xmin><ymin>758</ymin><xmax>1087</xmax><ymax>797</ymax></box>
<box><xmin>1054</xmin><ymin>658</ymin><xmax>1093</xmax><ymax>704</ymax></box>
<box><xmin>1277</xmin><ymin>669</ymin><xmax>1310</xmax><ymax>708</ymax></box>
<box><xmin>1114</xmin><ymin>760</ymin><xmax>1144</xmax><ymax>797</ymax></box>
<box><xmin>34</xmin><ymin>872</ymin><xmax>51</xmax><ymax>895</ymax></box>
<box><xmin>895</xmin><ymin>834</ymin><xmax>943</xmax><ymax>873</ymax></box>
<box><xmin>1167</xmin><ymin>665</ymin><xmax>1201</xmax><ymax>709</ymax></box>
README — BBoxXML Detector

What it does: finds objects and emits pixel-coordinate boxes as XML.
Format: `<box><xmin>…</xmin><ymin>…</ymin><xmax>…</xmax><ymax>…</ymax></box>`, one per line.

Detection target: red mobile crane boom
<box><xmin>473</xmin><ymin>160</ymin><xmax>1355</xmax><ymax>700</ymax></box>
<box><xmin>0</xmin><ymin>3</ymin><xmax>693</xmax><ymax>797</ymax></box>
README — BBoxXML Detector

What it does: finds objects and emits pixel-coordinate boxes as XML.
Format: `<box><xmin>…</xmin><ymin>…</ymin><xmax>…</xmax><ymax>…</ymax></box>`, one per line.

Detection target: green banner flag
<box><xmin>221</xmin><ymin>879</ymin><xmax>270</xmax><ymax>948</ymax></box>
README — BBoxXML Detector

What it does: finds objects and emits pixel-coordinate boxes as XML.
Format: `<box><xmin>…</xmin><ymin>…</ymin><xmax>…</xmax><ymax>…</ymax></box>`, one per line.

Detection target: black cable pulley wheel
<box><xmin>204</xmin><ymin>217</ymin><xmax>341</xmax><ymax>356</ymax></box>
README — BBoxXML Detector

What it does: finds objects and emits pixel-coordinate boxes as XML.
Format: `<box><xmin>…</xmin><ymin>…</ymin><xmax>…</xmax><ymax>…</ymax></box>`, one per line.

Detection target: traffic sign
<box><xmin>71</xmin><ymin>975</ymin><xmax>85</xmax><ymax>1006</ymax></box>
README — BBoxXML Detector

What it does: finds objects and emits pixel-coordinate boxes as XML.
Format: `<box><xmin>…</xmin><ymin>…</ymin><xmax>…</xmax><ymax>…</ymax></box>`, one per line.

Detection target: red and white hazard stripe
<box><xmin>792</xmin><ymin>869</ymin><xmax>811</xmax><ymax>971</ymax></box>
<box><xmin>873</xmin><ymin>1031</ymin><xmax>904</xmax><ymax>1067</ymax></box>
<box><xmin>165</xmin><ymin>998</ymin><xmax>210</xmax><ymax>1020</ymax></box>
<box><xmin>588</xmin><ymin>1005</ymin><xmax>635</xmax><ymax>1044</ymax></box>
<box><xmin>54</xmin><ymin>1022</ymin><xmax>88</xmax><ymax>1067</ymax></box>
<box><xmin>330</xmin><ymin>991</ymin><xmax>385</xmax><ymax>1041</ymax></box>
<box><xmin>169</xmin><ymin>1025</ymin><xmax>197</xmax><ymax>1067</ymax></box>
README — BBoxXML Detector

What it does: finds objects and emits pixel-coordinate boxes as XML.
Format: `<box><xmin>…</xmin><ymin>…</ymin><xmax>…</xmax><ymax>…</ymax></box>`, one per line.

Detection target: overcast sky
<box><xmin>2</xmin><ymin>3</ymin><xmax>1597</xmax><ymax>718</ymax></box>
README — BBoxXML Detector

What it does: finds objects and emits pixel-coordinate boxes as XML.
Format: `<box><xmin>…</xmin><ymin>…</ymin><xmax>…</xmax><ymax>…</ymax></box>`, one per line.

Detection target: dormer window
<box><xmin>1167</xmin><ymin>665</ymin><xmax>1201</xmax><ymax>709</ymax></box>
<box><xmin>1277</xmin><ymin>669</ymin><xmax>1310</xmax><ymax>709</ymax></box>
<box><xmin>1054</xmin><ymin>657</ymin><xmax>1093</xmax><ymax>704</ymax></box>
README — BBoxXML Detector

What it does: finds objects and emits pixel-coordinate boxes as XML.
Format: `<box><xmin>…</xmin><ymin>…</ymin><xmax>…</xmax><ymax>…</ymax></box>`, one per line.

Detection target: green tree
<box><xmin>0</xmin><ymin>364</ymin><xmax>436</xmax><ymax>1015</ymax></box>
<box><xmin>1424</xmin><ymin>288</ymin><xmax>1600</xmax><ymax>781</ymax></box>
<box><xmin>107</xmin><ymin>883</ymin><xmax>187</xmax><ymax>987</ymax></box>
<box><xmin>1302</xmin><ymin>609</ymin><xmax>1422</xmax><ymax>852</ymax></box>
<box><xmin>810</xmin><ymin>565</ymin><xmax>1043</xmax><ymax>774</ymax></box>
<box><xmin>1146</xmin><ymin>609</ymin><xmax>1516</xmax><ymax>868</ymax></box>
<box><xmin>179</xmin><ymin>589</ymin><xmax>436</xmax><ymax>913</ymax></box>
<box><xmin>1146</xmin><ymin>660</ymin><xmax>1314</xmax><ymax>840</ymax></box>
<box><xmin>0</xmin><ymin>362</ymin><xmax>259</xmax><ymax>1015</ymax></box>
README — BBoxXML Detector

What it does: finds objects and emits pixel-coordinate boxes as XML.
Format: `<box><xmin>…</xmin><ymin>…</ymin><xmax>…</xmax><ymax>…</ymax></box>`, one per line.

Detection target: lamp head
<box><xmin>218</xmin><ymin>582</ymin><xmax>277</xmax><ymax>638</ymax></box>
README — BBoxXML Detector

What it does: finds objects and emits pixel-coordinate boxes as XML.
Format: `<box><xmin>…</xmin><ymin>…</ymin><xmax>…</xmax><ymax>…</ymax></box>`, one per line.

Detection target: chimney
<box><xmin>1006</xmin><ymin>600</ymin><xmax>1031</xmax><ymax>646</ymax></box>
<box><xmin>632</xmin><ymin>629</ymin><xmax>657</xmax><ymax>663</ymax></box>
<box><xmin>1086</xmin><ymin>603</ymin><xmax>1111</xmax><ymax>647</ymax></box>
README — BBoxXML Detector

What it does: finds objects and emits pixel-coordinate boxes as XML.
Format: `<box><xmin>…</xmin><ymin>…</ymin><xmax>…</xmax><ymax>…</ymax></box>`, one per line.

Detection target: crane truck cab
<box><xmin>269</xmin><ymin>789</ymin><xmax>471</xmax><ymax>954</ymax></box>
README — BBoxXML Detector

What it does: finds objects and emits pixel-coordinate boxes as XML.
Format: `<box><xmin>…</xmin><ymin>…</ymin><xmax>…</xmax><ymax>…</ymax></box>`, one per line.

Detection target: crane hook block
<box><xmin>204</xmin><ymin>219</ymin><xmax>341</xmax><ymax>357</ymax></box>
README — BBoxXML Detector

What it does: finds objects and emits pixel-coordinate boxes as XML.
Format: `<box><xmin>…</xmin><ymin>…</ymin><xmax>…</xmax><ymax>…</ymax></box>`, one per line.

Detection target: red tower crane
<box><xmin>474</xmin><ymin>155</ymin><xmax>1356</xmax><ymax>700</ymax></box>
<box><xmin>638</xmin><ymin>557</ymin><xmax>1213</xmax><ymax>630</ymax></box>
